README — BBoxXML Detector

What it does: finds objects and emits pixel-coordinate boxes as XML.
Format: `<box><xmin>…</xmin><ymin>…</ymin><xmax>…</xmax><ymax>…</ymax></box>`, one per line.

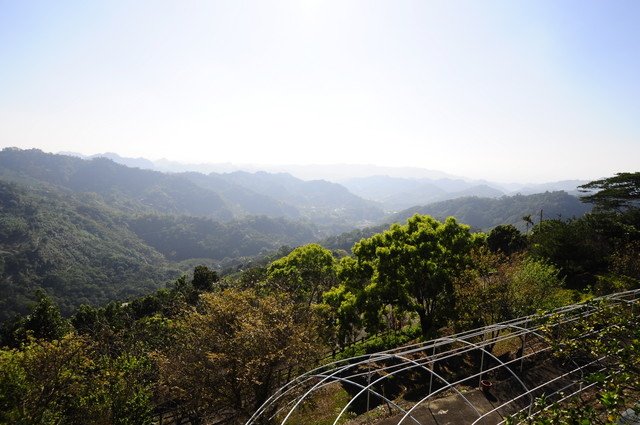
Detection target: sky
<box><xmin>0</xmin><ymin>0</ymin><xmax>639</xmax><ymax>183</ymax></box>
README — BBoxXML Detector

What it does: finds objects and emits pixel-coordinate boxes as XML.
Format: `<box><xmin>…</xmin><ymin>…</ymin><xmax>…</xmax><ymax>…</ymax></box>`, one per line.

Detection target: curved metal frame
<box><xmin>247</xmin><ymin>289</ymin><xmax>640</xmax><ymax>425</ymax></box>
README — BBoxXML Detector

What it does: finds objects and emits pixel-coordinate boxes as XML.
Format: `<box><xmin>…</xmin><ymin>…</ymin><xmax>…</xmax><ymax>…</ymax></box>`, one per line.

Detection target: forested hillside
<box><xmin>342</xmin><ymin>175</ymin><xmax>589</xmax><ymax>212</ymax></box>
<box><xmin>127</xmin><ymin>214</ymin><xmax>317</xmax><ymax>261</ymax></box>
<box><xmin>0</xmin><ymin>148</ymin><xmax>235</xmax><ymax>219</ymax></box>
<box><xmin>182</xmin><ymin>169</ymin><xmax>384</xmax><ymax>230</ymax></box>
<box><xmin>320</xmin><ymin>191</ymin><xmax>592</xmax><ymax>252</ymax></box>
<box><xmin>1</xmin><ymin>172</ymin><xmax>639</xmax><ymax>424</ymax></box>
<box><xmin>390</xmin><ymin>191</ymin><xmax>591</xmax><ymax>231</ymax></box>
<box><xmin>0</xmin><ymin>149</ymin><xmax>345</xmax><ymax>320</ymax></box>
<box><xmin>0</xmin><ymin>149</ymin><xmax>602</xmax><ymax>323</ymax></box>
<box><xmin>0</xmin><ymin>180</ymin><xmax>177</xmax><ymax>321</ymax></box>
<box><xmin>0</xmin><ymin>179</ymin><xmax>327</xmax><ymax>319</ymax></box>
<box><xmin>0</xmin><ymin>148</ymin><xmax>384</xmax><ymax>231</ymax></box>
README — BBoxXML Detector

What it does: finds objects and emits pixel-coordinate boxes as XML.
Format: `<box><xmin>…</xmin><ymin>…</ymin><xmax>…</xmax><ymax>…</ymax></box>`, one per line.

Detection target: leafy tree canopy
<box><xmin>0</xmin><ymin>333</ymin><xmax>154</xmax><ymax>425</ymax></box>
<box><xmin>191</xmin><ymin>265</ymin><xmax>219</xmax><ymax>292</ymax></box>
<box><xmin>265</xmin><ymin>243</ymin><xmax>338</xmax><ymax>305</ymax></box>
<box><xmin>487</xmin><ymin>224</ymin><xmax>527</xmax><ymax>255</ymax></box>
<box><xmin>154</xmin><ymin>289</ymin><xmax>320</xmax><ymax>424</ymax></box>
<box><xmin>342</xmin><ymin>214</ymin><xmax>481</xmax><ymax>337</ymax></box>
<box><xmin>454</xmin><ymin>249</ymin><xmax>565</xmax><ymax>334</ymax></box>
<box><xmin>1</xmin><ymin>290</ymin><xmax>71</xmax><ymax>348</ymax></box>
<box><xmin>579</xmin><ymin>172</ymin><xmax>640</xmax><ymax>211</ymax></box>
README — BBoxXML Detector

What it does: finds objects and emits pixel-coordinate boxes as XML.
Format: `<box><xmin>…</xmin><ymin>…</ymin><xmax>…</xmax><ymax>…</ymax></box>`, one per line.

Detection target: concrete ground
<box><xmin>374</xmin><ymin>387</ymin><xmax>511</xmax><ymax>425</ymax></box>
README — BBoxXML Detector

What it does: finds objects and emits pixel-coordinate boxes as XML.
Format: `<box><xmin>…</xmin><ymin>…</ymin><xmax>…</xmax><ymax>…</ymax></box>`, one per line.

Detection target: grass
<box><xmin>280</xmin><ymin>383</ymin><xmax>354</xmax><ymax>425</ymax></box>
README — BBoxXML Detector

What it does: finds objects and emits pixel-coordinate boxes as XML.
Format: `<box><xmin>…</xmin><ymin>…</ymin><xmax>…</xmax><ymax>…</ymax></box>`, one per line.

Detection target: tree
<box><xmin>265</xmin><ymin>243</ymin><xmax>338</xmax><ymax>306</ymax></box>
<box><xmin>522</xmin><ymin>214</ymin><xmax>534</xmax><ymax>233</ymax></box>
<box><xmin>316</xmin><ymin>275</ymin><xmax>363</xmax><ymax>350</ymax></box>
<box><xmin>454</xmin><ymin>250</ymin><xmax>564</xmax><ymax>345</ymax></box>
<box><xmin>0</xmin><ymin>333</ymin><xmax>154</xmax><ymax>425</ymax></box>
<box><xmin>191</xmin><ymin>265</ymin><xmax>218</xmax><ymax>292</ymax></box>
<box><xmin>154</xmin><ymin>289</ymin><xmax>321</xmax><ymax>424</ymax></box>
<box><xmin>529</xmin><ymin>214</ymin><xmax>639</xmax><ymax>289</ymax></box>
<box><xmin>487</xmin><ymin>224</ymin><xmax>527</xmax><ymax>255</ymax></box>
<box><xmin>339</xmin><ymin>215</ymin><xmax>480</xmax><ymax>337</ymax></box>
<box><xmin>579</xmin><ymin>172</ymin><xmax>640</xmax><ymax>211</ymax></box>
<box><xmin>1</xmin><ymin>290</ymin><xmax>70</xmax><ymax>348</ymax></box>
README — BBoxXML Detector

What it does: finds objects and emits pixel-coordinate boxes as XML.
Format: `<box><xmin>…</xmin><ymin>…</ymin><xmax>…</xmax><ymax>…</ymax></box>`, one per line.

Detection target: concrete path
<box><xmin>375</xmin><ymin>388</ymin><xmax>509</xmax><ymax>425</ymax></box>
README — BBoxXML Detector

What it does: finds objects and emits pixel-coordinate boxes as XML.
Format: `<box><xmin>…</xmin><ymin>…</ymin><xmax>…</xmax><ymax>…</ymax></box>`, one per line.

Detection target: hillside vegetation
<box><xmin>390</xmin><ymin>191</ymin><xmax>591</xmax><ymax>231</ymax></box>
<box><xmin>0</xmin><ymin>149</ymin><xmax>601</xmax><ymax>321</ymax></box>
<box><xmin>0</xmin><ymin>148</ymin><xmax>384</xmax><ymax>230</ymax></box>
<box><xmin>0</xmin><ymin>172</ymin><xmax>639</xmax><ymax>424</ymax></box>
<box><xmin>0</xmin><ymin>180</ymin><xmax>177</xmax><ymax>321</ymax></box>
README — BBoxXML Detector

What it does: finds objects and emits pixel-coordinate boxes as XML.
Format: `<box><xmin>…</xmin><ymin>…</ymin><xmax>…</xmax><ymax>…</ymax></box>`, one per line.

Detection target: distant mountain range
<box><xmin>61</xmin><ymin>150</ymin><xmax>591</xmax><ymax>212</ymax></box>
<box><xmin>5</xmin><ymin>149</ymin><xmax>384</xmax><ymax>231</ymax></box>
<box><xmin>341</xmin><ymin>176</ymin><xmax>589</xmax><ymax>211</ymax></box>
<box><xmin>388</xmin><ymin>191</ymin><xmax>592</xmax><ymax>232</ymax></box>
<box><xmin>0</xmin><ymin>148</ymin><xmax>597</xmax><ymax>321</ymax></box>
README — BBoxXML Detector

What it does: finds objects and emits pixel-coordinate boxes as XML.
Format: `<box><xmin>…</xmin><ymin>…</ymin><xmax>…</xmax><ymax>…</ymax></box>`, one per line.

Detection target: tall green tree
<box><xmin>340</xmin><ymin>215</ymin><xmax>480</xmax><ymax>337</ymax></box>
<box><xmin>579</xmin><ymin>172</ymin><xmax>640</xmax><ymax>211</ymax></box>
<box><xmin>191</xmin><ymin>265</ymin><xmax>219</xmax><ymax>292</ymax></box>
<box><xmin>1</xmin><ymin>291</ymin><xmax>70</xmax><ymax>348</ymax></box>
<box><xmin>265</xmin><ymin>243</ymin><xmax>338</xmax><ymax>306</ymax></box>
<box><xmin>487</xmin><ymin>224</ymin><xmax>527</xmax><ymax>255</ymax></box>
<box><xmin>529</xmin><ymin>214</ymin><xmax>639</xmax><ymax>289</ymax></box>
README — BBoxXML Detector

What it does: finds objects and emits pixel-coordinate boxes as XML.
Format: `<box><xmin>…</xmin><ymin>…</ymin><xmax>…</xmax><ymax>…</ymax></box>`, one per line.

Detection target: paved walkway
<box><xmin>375</xmin><ymin>388</ymin><xmax>510</xmax><ymax>425</ymax></box>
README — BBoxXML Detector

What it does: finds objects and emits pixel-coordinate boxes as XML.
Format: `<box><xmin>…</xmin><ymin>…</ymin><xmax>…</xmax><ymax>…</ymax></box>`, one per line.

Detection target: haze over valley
<box><xmin>1</xmin><ymin>1</ymin><xmax>639</xmax><ymax>423</ymax></box>
<box><xmin>0</xmin><ymin>147</ymin><xmax>594</xmax><ymax>320</ymax></box>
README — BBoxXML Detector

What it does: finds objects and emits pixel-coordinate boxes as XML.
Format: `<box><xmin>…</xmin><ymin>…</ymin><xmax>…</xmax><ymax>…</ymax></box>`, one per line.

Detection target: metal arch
<box><xmin>396</xmin><ymin>335</ymin><xmax>533</xmax><ymax>425</ymax></box>
<box><xmin>277</xmin><ymin>355</ymin><xmax>421</xmax><ymax>425</ymax></box>
<box><xmin>276</xmin><ymin>361</ymin><xmax>367</xmax><ymax>425</ymax></box>
<box><xmin>246</xmin><ymin>372</ymin><xmax>321</xmax><ymax>423</ymax></box>
<box><xmin>247</xmin><ymin>289</ymin><xmax>640</xmax><ymax>425</ymax></box>
<box><xmin>490</xmin><ymin>357</ymin><xmax>608</xmax><ymax>424</ymax></box>
<box><xmin>252</xmin><ymin>323</ymin><xmax>574</xmax><ymax>425</ymax></box>
<box><xmin>268</xmin><ymin>326</ymin><xmax>545</xmax><ymax>425</ymax></box>
<box><xmin>259</xmin><ymin>371</ymin><xmax>414</xmax><ymax>425</ymax></box>
<box><xmin>476</xmin><ymin>300</ymin><xmax>640</xmax><ymax>424</ymax></box>
<box><xmin>248</xmin><ymin>350</ymin><xmax>412</xmax><ymax>424</ymax></box>
<box><xmin>332</xmin><ymin>352</ymin><xmax>482</xmax><ymax>425</ymax></box>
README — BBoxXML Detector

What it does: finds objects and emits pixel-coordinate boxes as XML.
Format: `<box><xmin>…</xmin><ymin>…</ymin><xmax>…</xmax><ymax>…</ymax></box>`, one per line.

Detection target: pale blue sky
<box><xmin>1</xmin><ymin>0</ymin><xmax>638</xmax><ymax>182</ymax></box>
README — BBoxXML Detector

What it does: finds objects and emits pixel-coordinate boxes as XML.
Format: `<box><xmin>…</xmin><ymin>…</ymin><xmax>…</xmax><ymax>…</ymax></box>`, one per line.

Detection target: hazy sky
<box><xmin>1</xmin><ymin>1</ymin><xmax>638</xmax><ymax>182</ymax></box>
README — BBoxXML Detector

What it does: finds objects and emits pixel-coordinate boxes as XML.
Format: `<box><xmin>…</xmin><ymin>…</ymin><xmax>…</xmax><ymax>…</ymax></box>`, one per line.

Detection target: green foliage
<box><xmin>191</xmin><ymin>265</ymin><xmax>218</xmax><ymax>291</ymax></box>
<box><xmin>579</xmin><ymin>172</ymin><xmax>640</xmax><ymax>211</ymax></box>
<box><xmin>1</xmin><ymin>290</ymin><xmax>71</xmax><ymax>347</ymax></box>
<box><xmin>390</xmin><ymin>191</ymin><xmax>591</xmax><ymax>232</ymax></box>
<box><xmin>319</xmin><ymin>224</ymin><xmax>390</xmax><ymax>252</ymax></box>
<box><xmin>511</xmin><ymin>300</ymin><xmax>640</xmax><ymax>424</ymax></box>
<box><xmin>610</xmin><ymin>240</ymin><xmax>640</xmax><ymax>283</ymax></box>
<box><xmin>510</xmin><ymin>256</ymin><xmax>565</xmax><ymax>312</ymax></box>
<box><xmin>127</xmin><ymin>214</ymin><xmax>318</xmax><ymax>262</ymax></box>
<box><xmin>154</xmin><ymin>289</ymin><xmax>322</xmax><ymax>424</ymax></box>
<box><xmin>454</xmin><ymin>250</ymin><xmax>564</xmax><ymax>334</ymax></box>
<box><xmin>265</xmin><ymin>244</ymin><xmax>338</xmax><ymax>305</ymax></box>
<box><xmin>529</xmin><ymin>211</ymin><xmax>639</xmax><ymax>288</ymax></box>
<box><xmin>333</xmin><ymin>326</ymin><xmax>422</xmax><ymax>361</ymax></box>
<box><xmin>0</xmin><ymin>148</ymin><xmax>233</xmax><ymax>219</ymax></box>
<box><xmin>0</xmin><ymin>148</ymin><xmax>384</xmax><ymax>237</ymax></box>
<box><xmin>315</xmin><ymin>282</ymin><xmax>363</xmax><ymax>349</ymax></box>
<box><xmin>487</xmin><ymin>224</ymin><xmax>527</xmax><ymax>255</ymax></box>
<box><xmin>0</xmin><ymin>333</ymin><xmax>154</xmax><ymax>425</ymax></box>
<box><xmin>332</xmin><ymin>215</ymin><xmax>478</xmax><ymax>337</ymax></box>
<box><xmin>0</xmin><ymin>180</ymin><xmax>180</xmax><ymax>321</ymax></box>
